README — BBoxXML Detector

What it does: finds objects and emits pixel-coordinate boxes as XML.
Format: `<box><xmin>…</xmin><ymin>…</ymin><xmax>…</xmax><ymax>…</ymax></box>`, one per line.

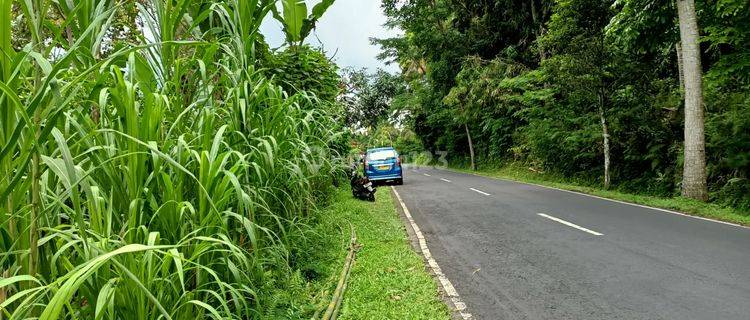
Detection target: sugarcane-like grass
<box><xmin>0</xmin><ymin>0</ymin><xmax>343</xmax><ymax>318</ymax></box>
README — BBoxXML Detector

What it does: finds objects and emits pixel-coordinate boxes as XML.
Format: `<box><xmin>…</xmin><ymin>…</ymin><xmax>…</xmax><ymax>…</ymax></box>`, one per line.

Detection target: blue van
<box><xmin>364</xmin><ymin>147</ymin><xmax>403</xmax><ymax>185</ymax></box>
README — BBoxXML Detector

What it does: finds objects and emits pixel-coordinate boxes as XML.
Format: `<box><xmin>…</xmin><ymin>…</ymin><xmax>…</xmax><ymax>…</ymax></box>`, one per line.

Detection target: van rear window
<box><xmin>367</xmin><ymin>150</ymin><xmax>396</xmax><ymax>161</ymax></box>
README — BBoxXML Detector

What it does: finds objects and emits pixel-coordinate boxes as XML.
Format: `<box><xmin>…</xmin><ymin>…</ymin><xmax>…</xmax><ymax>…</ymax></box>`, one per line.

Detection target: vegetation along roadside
<box><xmin>0</xmin><ymin>0</ymin><xmax>352</xmax><ymax>318</ymax></box>
<box><xmin>445</xmin><ymin>163</ymin><xmax>750</xmax><ymax>227</ymax></box>
<box><xmin>363</xmin><ymin>0</ymin><xmax>750</xmax><ymax>224</ymax></box>
<box><xmin>307</xmin><ymin>187</ymin><xmax>451</xmax><ymax>320</ymax></box>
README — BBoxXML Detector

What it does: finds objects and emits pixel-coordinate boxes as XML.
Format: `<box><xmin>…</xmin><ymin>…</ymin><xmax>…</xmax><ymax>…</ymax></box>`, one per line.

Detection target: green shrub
<box><xmin>0</xmin><ymin>0</ymin><xmax>345</xmax><ymax>318</ymax></box>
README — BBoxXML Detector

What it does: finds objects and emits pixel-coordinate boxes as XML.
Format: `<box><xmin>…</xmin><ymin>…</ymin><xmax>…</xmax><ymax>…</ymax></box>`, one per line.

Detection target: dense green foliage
<box><xmin>376</xmin><ymin>0</ymin><xmax>750</xmax><ymax>210</ymax></box>
<box><xmin>337</xmin><ymin>68</ymin><xmax>428</xmax><ymax>161</ymax></box>
<box><xmin>263</xmin><ymin>45</ymin><xmax>341</xmax><ymax>104</ymax></box>
<box><xmin>0</xmin><ymin>0</ymin><xmax>347</xmax><ymax>318</ymax></box>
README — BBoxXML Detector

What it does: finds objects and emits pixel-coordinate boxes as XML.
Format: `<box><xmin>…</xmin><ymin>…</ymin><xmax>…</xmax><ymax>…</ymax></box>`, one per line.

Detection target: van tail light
<box><xmin>396</xmin><ymin>157</ymin><xmax>401</xmax><ymax>166</ymax></box>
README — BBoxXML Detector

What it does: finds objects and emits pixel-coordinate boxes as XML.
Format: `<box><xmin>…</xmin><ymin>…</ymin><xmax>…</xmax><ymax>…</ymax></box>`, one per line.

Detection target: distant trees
<box><xmin>376</xmin><ymin>0</ymin><xmax>750</xmax><ymax>208</ymax></box>
<box><xmin>540</xmin><ymin>0</ymin><xmax>616</xmax><ymax>189</ymax></box>
<box><xmin>339</xmin><ymin>68</ymin><xmax>406</xmax><ymax>130</ymax></box>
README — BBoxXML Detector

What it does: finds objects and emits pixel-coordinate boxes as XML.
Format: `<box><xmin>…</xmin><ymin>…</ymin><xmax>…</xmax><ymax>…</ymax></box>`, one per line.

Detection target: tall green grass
<box><xmin>0</xmin><ymin>0</ymin><xmax>343</xmax><ymax>318</ymax></box>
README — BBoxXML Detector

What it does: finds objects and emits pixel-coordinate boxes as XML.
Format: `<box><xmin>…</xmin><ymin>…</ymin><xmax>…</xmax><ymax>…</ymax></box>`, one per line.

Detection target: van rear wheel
<box><xmin>395</xmin><ymin>178</ymin><xmax>403</xmax><ymax>185</ymax></box>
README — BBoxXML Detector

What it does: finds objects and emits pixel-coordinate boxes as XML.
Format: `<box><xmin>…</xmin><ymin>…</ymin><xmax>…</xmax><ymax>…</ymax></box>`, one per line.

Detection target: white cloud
<box><xmin>260</xmin><ymin>0</ymin><xmax>402</xmax><ymax>73</ymax></box>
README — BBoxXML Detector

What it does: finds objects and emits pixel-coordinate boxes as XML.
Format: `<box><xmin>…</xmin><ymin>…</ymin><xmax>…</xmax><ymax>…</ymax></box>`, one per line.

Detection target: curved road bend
<box><xmin>395</xmin><ymin>166</ymin><xmax>750</xmax><ymax>320</ymax></box>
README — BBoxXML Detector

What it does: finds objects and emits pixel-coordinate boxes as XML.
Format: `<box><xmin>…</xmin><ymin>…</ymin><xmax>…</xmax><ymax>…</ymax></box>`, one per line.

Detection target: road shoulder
<box><xmin>390</xmin><ymin>186</ymin><xmax>472</xmax><ymax>320</ymax></box>
<box><xmin>310</xmin><ymin>187</ymin><xmax>451</xmax><ymax>319</ymax></box>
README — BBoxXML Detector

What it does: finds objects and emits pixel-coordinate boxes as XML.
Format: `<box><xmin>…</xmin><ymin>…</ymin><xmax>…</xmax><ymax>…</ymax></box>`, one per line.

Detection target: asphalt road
<box><xmin>394</xmin><ymin>166</ymin><xmax>750</xmax><ymax>320</ymax></box>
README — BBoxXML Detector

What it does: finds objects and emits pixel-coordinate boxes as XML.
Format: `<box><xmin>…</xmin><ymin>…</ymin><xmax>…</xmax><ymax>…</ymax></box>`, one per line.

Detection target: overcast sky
<box><xmin>259</xmin><ymin>0</ymin><xmax>401</xmax><ymax>73</ymax></box>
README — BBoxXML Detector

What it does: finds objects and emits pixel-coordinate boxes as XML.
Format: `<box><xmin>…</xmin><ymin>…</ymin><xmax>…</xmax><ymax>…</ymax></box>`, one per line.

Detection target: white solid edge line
<box><xmin>391</xmin><ymin>187</ymin><xmax>473</xmax><ymax>320</ymax></box>
<box><xmin>423</xmin><ymin>173</ymin><xmax>432</xmax><ymax>177</ymax></box>
<box><xmin>440</xmin><ymin>178</ymin><xmax>452</xmax><ymax>183</ymax></box>
<box><xmin>440</xmin><ymin>168</ymin><xmax>750</xmax><ymax>230</ymax></box>
<box><xmin>538</xmin><ymin>213</ymin><xmax>603</xmax><ymax>236</ymax></box>
<box><xmin>469</xmin><ymin>188</ymin><xmax>491</xmax><ymax>196</ymax></box>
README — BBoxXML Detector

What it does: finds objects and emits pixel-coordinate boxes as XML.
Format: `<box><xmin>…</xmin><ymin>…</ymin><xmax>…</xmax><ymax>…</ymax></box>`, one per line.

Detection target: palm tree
<box><xmin>676</xmin><ymin>0</ymin><xmax>708</xmax><ymax>201</ymax></box>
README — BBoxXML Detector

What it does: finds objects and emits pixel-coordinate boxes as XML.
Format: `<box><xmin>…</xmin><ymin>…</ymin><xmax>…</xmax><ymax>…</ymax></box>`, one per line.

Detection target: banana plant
<box><xmin>273</xmin><ymin>0</ymin><xmax>335</xmax><ymax>45</ymax></box>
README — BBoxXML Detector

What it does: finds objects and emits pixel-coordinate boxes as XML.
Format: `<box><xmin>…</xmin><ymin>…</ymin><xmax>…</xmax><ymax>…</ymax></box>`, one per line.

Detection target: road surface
<box><xmin>394</xmin><ymin>166</ymin><xmax>750</xmax><ymax>320</ymax></box>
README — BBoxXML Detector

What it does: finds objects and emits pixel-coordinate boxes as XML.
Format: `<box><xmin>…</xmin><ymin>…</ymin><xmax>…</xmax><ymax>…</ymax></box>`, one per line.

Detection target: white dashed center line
<box><xmin>469</xmin><ymin>188</ymin><xmax>491</xmax><ymax>196</ymax></box>
<box><xmin>538</xmin><ymin>213</ymin><xmax>603</xmax><ymax>236</ymax></box>
<box><xmin>423</xmin><ymin>173</ymin><xmax>431</xmax><ymax>177</ymax></box>
<box><xmin>440</xmin><ymin>178</ymin><xmax>452</xmax><ymax>183</ymax></box>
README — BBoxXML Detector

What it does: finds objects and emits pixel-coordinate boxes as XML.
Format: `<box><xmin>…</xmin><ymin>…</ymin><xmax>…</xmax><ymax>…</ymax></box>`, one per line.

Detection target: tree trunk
<box><xmin>676</xmin><ymin>42</ymin><xmax>685</xmax><ymax>94</ymax></box>
<box><xmin>676</xmin><ymin>0</ymin><xmax>708</xmax><ymax>201</ymax></box>
<box><xmin>464</xmin><ymin>123</ymin><xmax>476</xmax><ymax>171</ymax></box>
<box><xmin>599</xmin><ymin>95</ymin><xmax>611</xmax><ymax>190</ymax></box>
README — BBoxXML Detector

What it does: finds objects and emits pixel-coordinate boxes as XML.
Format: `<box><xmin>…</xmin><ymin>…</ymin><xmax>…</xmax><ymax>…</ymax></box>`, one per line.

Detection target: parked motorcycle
<box><xmin>349</xmin><ymin>163</ymin><xmax>376</xmax><ymax>202</ymax></box>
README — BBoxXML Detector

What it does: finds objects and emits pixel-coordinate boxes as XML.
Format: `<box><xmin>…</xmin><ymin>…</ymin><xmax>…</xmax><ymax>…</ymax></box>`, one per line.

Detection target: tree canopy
<box><xmin>376</xmin><ymin>0</ymin><xmax>750</xmax><ymax>209</ymax></box>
